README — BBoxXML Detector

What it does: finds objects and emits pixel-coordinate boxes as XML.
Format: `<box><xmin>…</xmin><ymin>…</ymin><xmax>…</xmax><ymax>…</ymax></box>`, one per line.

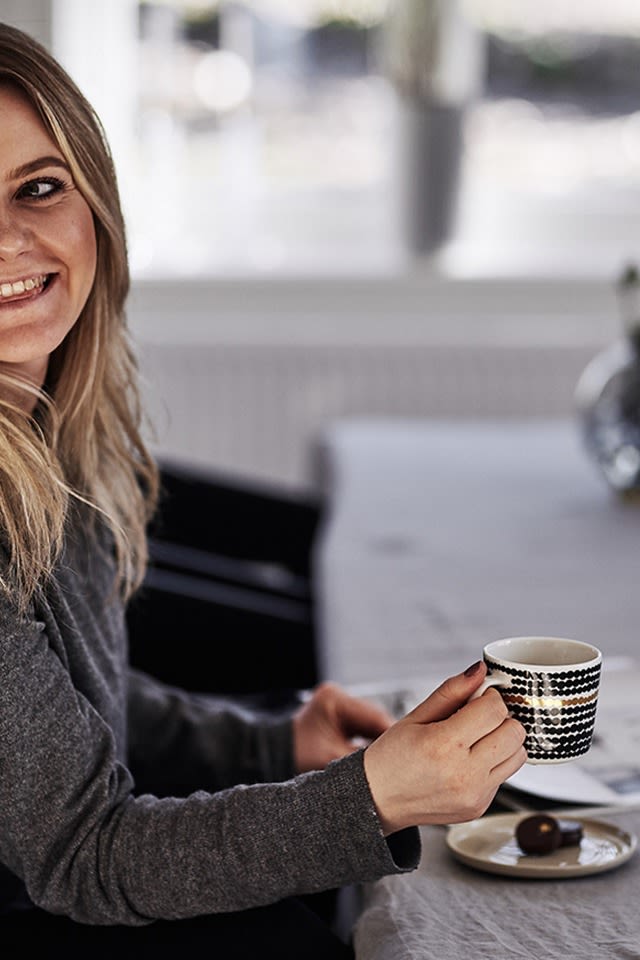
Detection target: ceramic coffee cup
<box><xmin>471</xmin><ymin>636</ymin><xmax>602</xmax><ymax>764</ymax></box>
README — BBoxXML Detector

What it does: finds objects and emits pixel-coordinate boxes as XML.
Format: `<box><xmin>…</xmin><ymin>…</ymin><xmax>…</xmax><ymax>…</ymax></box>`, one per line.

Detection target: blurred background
<box><xmin>6</xmin><ymin>0</ymin><xmax>640</xmax><ymax>490</ymax></box>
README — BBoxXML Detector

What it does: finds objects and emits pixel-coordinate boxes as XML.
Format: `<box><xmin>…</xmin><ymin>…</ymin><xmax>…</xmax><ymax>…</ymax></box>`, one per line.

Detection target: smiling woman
<box><xmin>0</xmin><ymin>86</ymin><xmax>97</xmax><ymax>389</ymax></box>
<box><xmin>0</xmin><ymin>34</ymin><xmax>154</xmax><ymax>610</ymax></box>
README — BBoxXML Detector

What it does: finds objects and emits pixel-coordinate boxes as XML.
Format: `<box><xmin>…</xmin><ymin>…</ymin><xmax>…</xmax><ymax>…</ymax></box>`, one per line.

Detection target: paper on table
<box><xmin>505</xmin><ymin>760</ymin><xmax>637</xmax><ymax>806</ymax></box>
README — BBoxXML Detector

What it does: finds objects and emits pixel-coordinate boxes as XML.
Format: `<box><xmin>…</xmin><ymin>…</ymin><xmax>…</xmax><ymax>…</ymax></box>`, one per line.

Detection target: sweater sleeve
<box><xmin>0</xmin><ymin>597</ymin><xmax>420</xmax><ymax>926</ymax></box>
<box><xmin>126</xmin><ymin>667</ymin><xmax>295</xmax><ymax>795</ymax></box>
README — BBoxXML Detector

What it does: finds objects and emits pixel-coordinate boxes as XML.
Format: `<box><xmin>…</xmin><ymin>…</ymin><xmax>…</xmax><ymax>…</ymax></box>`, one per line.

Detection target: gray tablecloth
<box><xmin>353</xmin><ymin>813</ymin><xmax>640</xmax><ymax>960</ymax></box>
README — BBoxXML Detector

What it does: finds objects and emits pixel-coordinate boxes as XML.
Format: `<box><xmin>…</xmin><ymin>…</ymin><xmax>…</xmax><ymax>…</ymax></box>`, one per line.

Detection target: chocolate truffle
<box><xmin>515</xmin><ymin>814</ymin><xmax>584</xmax><ymax>855</ymax></box>
<box><xmin>515</xmin><ymin>814</ymin><xmax>562</xmax><ymax>855</ymax></box>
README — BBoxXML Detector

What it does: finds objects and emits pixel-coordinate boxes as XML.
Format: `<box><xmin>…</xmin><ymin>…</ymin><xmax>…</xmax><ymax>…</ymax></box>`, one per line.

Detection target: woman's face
<box><xmin>0</xmin><ymin>83</ymin><xmax>97</xmax><ymax>391</ymax></box>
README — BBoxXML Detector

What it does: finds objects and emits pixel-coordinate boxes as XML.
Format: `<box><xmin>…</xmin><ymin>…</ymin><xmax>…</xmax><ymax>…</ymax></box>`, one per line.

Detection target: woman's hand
<box><xmin>292</xmin><ymin>682</ymin><xmax>394</xmax><ymax>773</ymax></box>
<box><xmin>363</xmin><ymin>661</ymin><xmax>527</xmax><ymax>835</ymax></box>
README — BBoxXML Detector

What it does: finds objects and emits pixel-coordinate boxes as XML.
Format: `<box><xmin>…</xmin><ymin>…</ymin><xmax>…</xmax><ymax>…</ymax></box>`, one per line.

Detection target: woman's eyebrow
<box><xmin>8</xmin><ymin>155</ymin><xmax>70</xmax><ymax>181</ymax></box>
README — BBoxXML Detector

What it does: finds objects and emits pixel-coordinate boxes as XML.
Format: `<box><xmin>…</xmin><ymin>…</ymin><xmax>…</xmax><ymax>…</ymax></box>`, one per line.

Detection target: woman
<box><xmin>0</xmin><ymin>22</ymin><xmax>526</xmax><ymax>958</ymax></box>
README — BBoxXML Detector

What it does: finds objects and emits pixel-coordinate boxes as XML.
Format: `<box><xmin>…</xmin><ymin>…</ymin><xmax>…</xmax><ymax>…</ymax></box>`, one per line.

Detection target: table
<box><xmin>313</xmin><ymin>419</ymin><xmax>640</xmax><ymax>959</ymax></box>
<box><xmin>352</xmin><ymin>808</ymin><xmax>640</xmax><ymax>960</ymax></box>
<box><xmin>314</xmin><ymin>418</ymin><xmax>640</xmax><ymax>686</ymax></box>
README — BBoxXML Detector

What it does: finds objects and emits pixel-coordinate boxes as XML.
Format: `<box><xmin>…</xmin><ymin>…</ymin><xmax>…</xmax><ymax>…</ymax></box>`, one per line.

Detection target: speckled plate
<box><xmin>446</xmin><ymin>812</ymin><xmax>637</xmax><ymax>879</ymax></box>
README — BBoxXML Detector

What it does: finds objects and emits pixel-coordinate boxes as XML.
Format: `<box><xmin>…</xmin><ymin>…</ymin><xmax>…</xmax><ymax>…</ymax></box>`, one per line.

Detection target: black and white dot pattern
<box><xmin>484</xmin><ymin>655</ymin><xmax>601</xmax><ymax>762</ymax></box>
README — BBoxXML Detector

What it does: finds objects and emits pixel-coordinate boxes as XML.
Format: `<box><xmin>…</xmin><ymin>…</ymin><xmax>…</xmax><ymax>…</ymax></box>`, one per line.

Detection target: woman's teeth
<box><xmin>0</xmin><ymin>275</ymin><xmax>47</xmax><ymax>299</ymax></box>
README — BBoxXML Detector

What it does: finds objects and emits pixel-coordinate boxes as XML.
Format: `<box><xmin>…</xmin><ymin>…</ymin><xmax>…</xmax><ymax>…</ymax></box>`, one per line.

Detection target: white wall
<box><xmin>128</xmin><ymin>272</ymin><xmax>620</xmax><ymax>491</ymax></box>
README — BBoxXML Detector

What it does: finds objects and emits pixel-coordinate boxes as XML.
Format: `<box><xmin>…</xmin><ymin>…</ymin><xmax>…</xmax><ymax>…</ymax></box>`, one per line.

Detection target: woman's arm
<box><xmin>126</xmin><ymin>667</ymin><xmax>295</xmax><ymax>795</ymax></box>
<box><xmin>0</xmin><ymin>586</ymin><xmax>415</xmax><ymax>926</ymax></box>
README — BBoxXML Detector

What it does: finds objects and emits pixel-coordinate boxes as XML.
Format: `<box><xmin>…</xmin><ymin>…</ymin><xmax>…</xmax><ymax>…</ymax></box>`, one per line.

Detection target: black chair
<box><xmin>126</xmin><ymin>457</ymin><xmax>324</xmax><ymax>706</ymax></box>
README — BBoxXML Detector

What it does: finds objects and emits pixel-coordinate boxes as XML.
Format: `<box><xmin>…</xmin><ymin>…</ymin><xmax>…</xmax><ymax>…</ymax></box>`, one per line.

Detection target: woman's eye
<box><xmin>18</xmin><ymin>177</ymin><xmax>65</xmax><ymax>201</ymax></box>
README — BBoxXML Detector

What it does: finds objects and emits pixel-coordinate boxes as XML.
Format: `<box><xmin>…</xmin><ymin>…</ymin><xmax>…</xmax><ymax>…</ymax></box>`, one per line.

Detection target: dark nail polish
<box><xmin>464</xmin><ymin>660</ymin><xmax>482</xmax><ymax>677</ymax></box>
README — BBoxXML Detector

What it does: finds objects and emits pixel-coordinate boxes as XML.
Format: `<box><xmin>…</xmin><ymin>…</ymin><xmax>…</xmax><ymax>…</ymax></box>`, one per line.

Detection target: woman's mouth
<box><xmin>0</xmin><ymin>274</ymin><xmax>52</xmax><ymax>305</ymax></box>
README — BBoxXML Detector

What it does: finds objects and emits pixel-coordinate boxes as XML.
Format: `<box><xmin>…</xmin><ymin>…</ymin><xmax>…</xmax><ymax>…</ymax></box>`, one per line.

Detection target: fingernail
<box><xmin>464</xmin><ymin>660</ymin><xmax>482</xmax><ymax>677</ymax></box>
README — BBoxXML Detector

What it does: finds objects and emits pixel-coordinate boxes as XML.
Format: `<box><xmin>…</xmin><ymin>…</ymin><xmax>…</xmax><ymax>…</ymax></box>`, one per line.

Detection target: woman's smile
<box><xmin>0</xmin><ymin>273</ymin><xmax>50</xmax><ymax>305</ymax></box>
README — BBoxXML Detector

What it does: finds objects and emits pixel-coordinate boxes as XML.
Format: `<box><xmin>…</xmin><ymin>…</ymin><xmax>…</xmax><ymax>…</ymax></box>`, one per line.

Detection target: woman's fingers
<box><xmin>453</xmin><ymin>687</ymin><xmax>515</xmax><ymax>746</ymax></box>
<box><xmin>332</xmin><ymin>688</ymin><xmax>395</xmax><ymax>740</ymax></box>
<box><xmin>293</xmin><ymin>682</ymin><xmax>395</xmax><ymax>772</ymax></box>
<box><xmin>470</xmin><ymin>713</ymin><xmax>528</xmax><ymax>769</ymax></box>
<box><xmin>489</xmin><ymin>743</ymin><xmax>529</xmax><ymax>786</ymax></box>
<box><xmin>404</xmin><ymin>666</ymin><xmax>526</xmax><ymax>770</ymax></box>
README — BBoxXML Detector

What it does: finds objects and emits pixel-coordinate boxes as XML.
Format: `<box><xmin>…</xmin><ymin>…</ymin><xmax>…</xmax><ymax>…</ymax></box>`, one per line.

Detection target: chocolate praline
<box><xmin>515</xmin><ymin>815</ymin><xmax>562</xmax><ymax>855</ymax></box>
<box><xmin>515</xmin><ymin>814</ymin><xmax>584</xmax><ymax>856</ymax></box>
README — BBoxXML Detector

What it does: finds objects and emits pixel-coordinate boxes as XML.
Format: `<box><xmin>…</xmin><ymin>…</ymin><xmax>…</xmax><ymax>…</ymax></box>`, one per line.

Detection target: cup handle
<box><xmin>469</xmin><ymin>672</ymin><xmax>510</xmax><ymax>701</ymax></box>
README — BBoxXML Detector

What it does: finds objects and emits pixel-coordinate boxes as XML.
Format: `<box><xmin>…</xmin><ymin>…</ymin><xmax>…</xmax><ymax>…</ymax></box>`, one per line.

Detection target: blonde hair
<box><xmin>0</xmin><ymin>23</ymin><xmax>159</xmax><ymax>610</ymax></box>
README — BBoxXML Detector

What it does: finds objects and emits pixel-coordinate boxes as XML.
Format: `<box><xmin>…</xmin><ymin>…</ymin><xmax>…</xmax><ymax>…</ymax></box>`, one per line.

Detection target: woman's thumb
<box><xmin>406</xmin><ymin>660</ymin><xmax>487</xmax><ymax>724</ymax></box>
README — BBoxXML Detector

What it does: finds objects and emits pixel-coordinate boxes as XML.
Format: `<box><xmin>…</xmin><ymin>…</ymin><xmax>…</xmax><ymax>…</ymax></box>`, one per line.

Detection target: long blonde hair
<box><xmin>0</xmin><ymin>23</ymin><xmax>159</xmax><ymax>610</ymax></box>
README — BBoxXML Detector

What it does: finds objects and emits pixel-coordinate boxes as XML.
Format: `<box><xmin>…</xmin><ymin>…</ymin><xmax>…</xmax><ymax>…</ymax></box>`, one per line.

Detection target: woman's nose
<box><xmin>0</xmin><ymin>208</ymin><xmax>32</xmax><ymax>260</ymax></box>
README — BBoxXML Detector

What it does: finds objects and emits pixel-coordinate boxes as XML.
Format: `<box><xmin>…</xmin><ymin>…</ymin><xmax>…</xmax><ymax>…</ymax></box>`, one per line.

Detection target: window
<box><xmin>452</xmin><ymin>0</ymin><xmax>640</xmax><ymax>277</ymax></box>
<box><xmin>55</xmin><ymin>0</ymin><xmax>397</xmax><ymax>278</ymax></box>
<box><xmin>49</xmin><ymin>0</ymin><xmax>640</xmax><ymax>279</ymax></box>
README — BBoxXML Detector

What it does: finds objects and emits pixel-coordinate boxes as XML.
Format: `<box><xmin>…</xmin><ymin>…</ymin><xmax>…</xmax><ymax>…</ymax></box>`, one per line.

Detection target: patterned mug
<box><xmin>471</xmin><ymin>636</ymin><xmax>602</xmax><ymax>764</ymax></box>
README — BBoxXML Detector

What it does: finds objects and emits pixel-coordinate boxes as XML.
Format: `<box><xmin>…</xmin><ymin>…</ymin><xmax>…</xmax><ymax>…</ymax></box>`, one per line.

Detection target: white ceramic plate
<box><xmin>446</xmin><ymin>812</ymin><xmax>637</xmax><ymax>879</ymax></box>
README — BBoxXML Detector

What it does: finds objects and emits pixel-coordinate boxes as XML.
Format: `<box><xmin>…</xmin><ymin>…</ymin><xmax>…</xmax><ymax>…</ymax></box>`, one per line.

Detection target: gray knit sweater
<box><xmin>0</xmin><ymin>518</ymin><xmax>420</xmax><ymax>925</ymax></box>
